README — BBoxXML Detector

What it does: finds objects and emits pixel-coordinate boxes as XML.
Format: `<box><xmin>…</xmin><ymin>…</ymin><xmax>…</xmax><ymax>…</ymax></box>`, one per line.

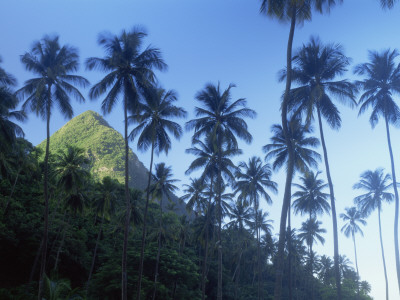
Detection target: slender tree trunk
<box><xmin>316</xmin><ymin>106</ymin><xmax>341</xmax><ymax>300</ymax></box>
<box><xmin>86</xmin><ymin>214</ymin><xmax>105</xmax><ymax>296</ymax></box>
<box><xmin>256</xmin><ymin>203</ymin><xmax>261</xmax><ymax>300</ymax></box>
<box><xmin>201</xmin><ymin>177</ymin><xmax>213</xmax><ymax>300</ymax></box>
<box><xmin>232</xmin><ymin>246</ymin><xmax>243</xmax><ymax>300</ymax></box>
<box><xmin>288</xmin><ymin>201</ymin><xmax>293</xmax><ymax>300</ymax></box>
<box><xmin>379</xmin><ymin>206</ymin><xmax>389</xmax><ymax>300</ymax></box>
<box><xmin>310</xmin><ymin>242</ymin><xmax>314</xmax><ymax>300</ymax></box>
<box><xmin>38</xmin><ymin>98</ymin><xmax>51</xmax><ymax>300</ymax></box>
<box><xmin>352</xmin><ymin>232</ymin><xmax>360</xmax><ymax>299</ymax></box>
<box><xmin>172</xmin><ymin>233</ymin><xmax>185</xmax><ymax>300</ymax></box>
<box><xmin>217</xmin><ymin>142</ymin><xmax>223</xmax><ymax>300</ymax></box>
<box><xmin>384</xmin><ymin>115</ymin><xmax>400</xmax><ymax>295</ymax></box>
<box><xmin>274</xmin><ymin>8</ymin><xmax>296</xmax><ymax>300</ymax></box>
<box><xmin>137</xmin><ymin>140</ymin><xmax>155</xmax><ymax>300</ymax></box>
<box><xmin>152</xmin><ymin>197</ymin><xmax>163</xmax><ymax>300</ymax></box>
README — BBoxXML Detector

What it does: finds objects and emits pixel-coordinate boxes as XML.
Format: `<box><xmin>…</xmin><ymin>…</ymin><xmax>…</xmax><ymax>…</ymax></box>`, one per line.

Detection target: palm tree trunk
<box><xmin>86</xmin><ymin>213</ymin><xmax>105</xmax><ymax>296</ymax></box>
<box><xmin>202</xmin><ymin>176</ymin><xmax>213</xmax><ymax>300</ymax></box>
<box><xmin>274</xmin><ymin>7</ymin><xmax>296</xmax><ymax>300</ymax></box>
<box><xmin>310</xmin><ymin>242</ymin><xmax>314</xmax><ymax>300</ymax></box>
<box><xmin>152</xmin><ymin>197</ymin><xmax>163</xmax><ymax>300</ymax></box>
<box><xmin>137</xmin><ymin>139</ymin><xmax>155</xmax><ymax>300</ymax></box>
<box><xmin>216</xmin><ymin>134</ymin><xmax>223</xmax><ymax>300</ymax></box>
<box><xmin>378</xmin><ymin>207</ymin><xmax>389</xmax><ymax>300</ymax></box>
<box><xmin>122</xmin><ymin>97</ymin><xmax>131</xmax><ymax>300</ymax></box>
<box><xmin>38</xmin><ymin>97</ymin><xmax>51</xmax><ymax>300</ymax></box>
<box><xmin>316</xmin><ymin>106</ymin><xmax>341</xmax><ymax>300</ymax></box>
<box><xmin>352</xmin><ymin>232</ymin><xmax>360</xmax><ymax>299</ymax></box>
<box><xmin>256</xmin><ymin>203</ymin><xmax>261</xmax><ymax>300</ymax></box>
<box><xmin>384</xmin><ymin>115</ymin><xmax>400</xmax><ymax>294</ymax></box>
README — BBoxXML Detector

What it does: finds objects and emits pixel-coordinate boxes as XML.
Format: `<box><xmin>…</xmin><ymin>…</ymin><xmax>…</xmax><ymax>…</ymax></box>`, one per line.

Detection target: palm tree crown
<box><xmin>340</xmin><ymin>207</ymin><xmax>366</xmax><ymax>238</ymax></box>
<box><xmin>263</xmin><ymin>117</ymin><xmax>321</xmax><ymax>173</ymax></box>
<box><xmin>292</xmin><ymin>171</ymin><xmax>331</xmax><ymax>218</ymax></box>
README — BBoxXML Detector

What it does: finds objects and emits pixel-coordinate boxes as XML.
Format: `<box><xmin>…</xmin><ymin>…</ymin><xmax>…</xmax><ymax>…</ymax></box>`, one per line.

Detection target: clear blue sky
<box><xmin>2</xmin><ymin>0</ymin><xmax>400</xmax><ymax>298</ymax></box>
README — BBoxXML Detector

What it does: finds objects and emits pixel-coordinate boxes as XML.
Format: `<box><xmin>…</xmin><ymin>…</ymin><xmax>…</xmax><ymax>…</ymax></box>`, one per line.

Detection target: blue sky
<box><xmin>2</xmin><ymin>0</ymin><xmax>400</xmax><ymax>298</ymax></box>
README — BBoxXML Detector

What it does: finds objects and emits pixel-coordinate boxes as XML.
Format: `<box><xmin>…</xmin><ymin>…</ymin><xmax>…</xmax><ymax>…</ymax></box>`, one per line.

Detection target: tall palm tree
<box><xmin>150</xmin><ymin>163</ymin><xmax>179</xmax><ymax>300</ymax></box>
<box><xmin>353</xmin><ymin>168</ymin><xmax>394</xmax><ymax>300</ymax></box>
<box><xmin>86</xmin><ymin>176</ymin><xmax>120</xmax><ymax>296</ymax></box>
<box><xmin>297</xmin><ymin>218</ymin><xmax>326</xmax><ymax>280</ymax></box>
<box><xmin>235</xmin><ymin>156</ymin><xmax>277</xmax><ymax>300</ymax></box>
<box><xmin>354</xmin><ymin>49</ymin><xmax>400</xmax><ymax>293</ymax></box>
<box><xmin>339</xmin><ymin>207</ymin><xmax>366</xmax><ymax>282</ymax></box>
<box><xmin>259</xmin><ymin>2</ymin><xmax>343</xmax><ymax>298</ymax></box>
<box><xmin>86</xmin><ymin>27</ymin><xmax>166</xmax><ymax>300</ymax></box>
<box><xmin>129</xmin><ymin>86</ymin><xmax>186</xmax><ymax>299</ymax></box>
<box><xmin>17</xmin><ymin>36</ymin><xmax>89</xmax><ymax>300</ymax></box>
<box><xmin>292</xmin><ymin>171</ymin><xmax>330</xmax><ymax>220</ymax></box>
<box><xmin>285</xmin><ymin>37</ymin><xmax>357</xmax><ymax>298</ymax></box>
<box><xmin>186</xmin><ymin>82</ymin><xmax>255</xmax><ymax>300</ymax></box>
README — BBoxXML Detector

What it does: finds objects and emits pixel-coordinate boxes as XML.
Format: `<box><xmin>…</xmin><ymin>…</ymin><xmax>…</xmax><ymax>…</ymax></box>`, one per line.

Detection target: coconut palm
<box><xmin>318</xmin><ymin>255</ymin><xmax>334</xmax><ymax>285</ymax></box>
<box><xmin>235</xmin><ymin>156</ymin><xmax>277</xmax><ymax>299</ymax></box>
<box><xmin>0</xmin><ymin>57</ymin><xmax>25</xmax><ymax>149</ymax></box>
<box><xmin>284</xmin><ymin>37</ymin><xmax>357</xmax><ymax>298</ymax></box>
<box><xmin>86</xmin><ymin>27</ymin><xmax>166</xmax><ymax>300</ymax></box>
<box><xmin>186</xmin><ymin>82</ymin><xmax>255</xmax><ymax>300</ymax></box>
<box><xmin>297</xmin><ymin>218</ymin><xmax>326</xmax><ymax>278</ymax></box>
<box><xmin>16</xmin><ymin>35</ymin><xmax>89</xmax><ymax>299</ymax></box>
<box><xmin>353</xmin><ymin>168</ymin><xmax>394</xmax><ymax>300</ymax></box>
<box><xmin>292</xmin><ymin>171</ymin><xmax>330</xmax><ymax>220</ymax></box>
<box><xmin>86</xmin><ymin>176</ymin><xmax>120</xmax><ymax>296</ymax></box>
<box><xmin>259</xmin><ymin>2</ymin><xmax>343</xmax><ymax>297</ymax></box>
<box><xmin>354</xmin><ymin>49</ymin><xmax>400</xmax><ymax>293</ymax></box>
<box><xmin>380</xmin><ymin>0</ymin><xmax>398</xmax><ymax>8</ymax></box>
<box><xmin>263</xmin><ymin>117</ymin><xmax>321</xmax><ymax>174</ymax></box>
<box><xmin>339</xmin><ymin>207</ymin><xmax>366</xmax><ymax>282</ymax></box>
<box><xmin>150</xmin><ymin>163</ymin><xmax>179</xmax><ymax>300</ymax></box>
<box><xmin>129</xmin><ymin>86</ymin><xmax>186</xmax><ymax>299</ymax></box>
<box><xmin>182</xmin><ymin>177</ymin><xmax>207</xmax><ymax>215</ymax></box>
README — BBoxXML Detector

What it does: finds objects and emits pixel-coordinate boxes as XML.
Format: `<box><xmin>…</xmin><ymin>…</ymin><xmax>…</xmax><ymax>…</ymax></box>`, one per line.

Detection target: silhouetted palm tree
<box><xmin>285</xmin><ymin>37</ymin><xmax>357</xmax><ymax>297</ymax></box>
<box><xmin>17</xmin><ymin>36</ymin><xmax>89</xmax><ymax>299</ymax></box>
<box><xmin>340</xmin><ymin>207</ymin><xmax>366</xmax><ymax>282</ymax></box>
<box><xmin>182</xmin><ymin>177</ymin><xmax>207</xmax><ymax>215</ymax></box>
<box><xmin>186</xmin><ymin>82</ymin><xmax>254</xmax><ymax>300</ymax></box>
<box><xmin>235</xmin><ymin>156</ymin><xmax>277</xmax><ymax>299</ymax></box>
<box><xmin>86</xmin><ymin>28</ymin><xmax>166</xmax><ymax>300</ymax></box>
<box><xmin>355</xmin><ymin>49</ymin><xmax>400</xmax><ymax>293</ymax></box>
<box><xmin>292</xmin><ymin>171</ymin><xmax>330</xmax><ymax>220</ymax></box>
<box><xmin>259</xmin><ymin>2</ymin><xmax>343</xmax><ymax>297</ymax></box>
<box><xmin>354</xmin><ymin>168</ymin><xmax>394</xmax><ymax>300</ymax></box>
<box><xmin>129</xmin><ymin>86</ymin><xmax>186</xmax><ymax>299</ymax></box>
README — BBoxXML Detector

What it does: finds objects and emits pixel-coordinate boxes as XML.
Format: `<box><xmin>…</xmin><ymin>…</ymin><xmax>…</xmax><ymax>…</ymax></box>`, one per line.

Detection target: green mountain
<box><xmin>37</xmin><ymin>110</ymin><xmax>149</xmax><ymax>191</ymax></box>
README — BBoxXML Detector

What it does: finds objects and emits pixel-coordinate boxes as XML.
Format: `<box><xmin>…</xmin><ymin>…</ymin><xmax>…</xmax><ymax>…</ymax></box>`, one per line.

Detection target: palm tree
<box><xmin>186</xmin><ymin>82</ymin><xmax>255</xmax><ymax>300</ymax></box>
<box><xmin>259</xmin><ymin>2</ymin><xmax>343</xmax><ymax>297</ymax></box>
<box><xmin>292</xmin><ymin>171</ymin><xmax>330</xmax><ymax>220</ymax></box>
<box><xmin>284</xmin><ymin>37</ymin><xmax>357</xmax><ymax>298</ymax></box>
<box><xmin>51</xmin><ymin>146</ymin><xmax>90</xmax><ymax>271</ymax></box>
<box><xmin>235</xmin><ymin>156</ymin><xmax>277</xmax><ymax>299</ymax></box>
<box><xmin>263</xmin><ymin>117</ymin><xmax>321</xmax><ymax>174</ymax></box>
<box><xmin>353</xmin><ymin>168</ymin><xmax>394</xmax><ymax>300</ymax></box>
<box><xmin>150</xmin><ymin>163</ymin><xmax>179</xmax><ymax>300</ymax></box>
<box><xmin>86</xmin><ymin>176</ymin><xmax>120</xmax><ymax>296</ymax></box>
<box><xmin>17</xmin><ymin>35</ymin><xmax>89</xmax><ymax>300</ymax></box>
<box><xmin>380</xmin><ymin>0</ymin><xmax>398</xmax><ymax>8</ymax></box>
<box><xmin>339</xmin><ymin>207</ymin><xmax>366</xmax><ymax>283</ymax></box>
<box><xmin>318</xmin><ymin>255</ymin><xmax>334</xmax><ymax>285</ymax></box>
<box><xmin>0</xmin><ymin>57</ymin><xmax>25</xmax><ymax>150</ymax></box>
<box><xmin>86</xmin><ymin>27</ymin><xmax>166</xmax><ymax>300</ymax></box>
<box><xmin>129</xmin><ymin>86</ymin><xmax>186</xmax><ymax>299</ymax></box>
<box><xmin>297</xmin><ymin>218</ymin><xmax>326</xmax><ymax>282</ymax></box>
<box><xmin>354</xmin><ymin>49</ymin><xmax>400</xmax><ymax>293</ymax></box>
<box><xmin>181</xmin><ymin>177</ymin><xmax>207</xmax><ymax>215</ymax></box>
<box><xmin>263</xmin><ymin>117</ymin><xmax>320</xmax><ymax>299</ymax></box>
